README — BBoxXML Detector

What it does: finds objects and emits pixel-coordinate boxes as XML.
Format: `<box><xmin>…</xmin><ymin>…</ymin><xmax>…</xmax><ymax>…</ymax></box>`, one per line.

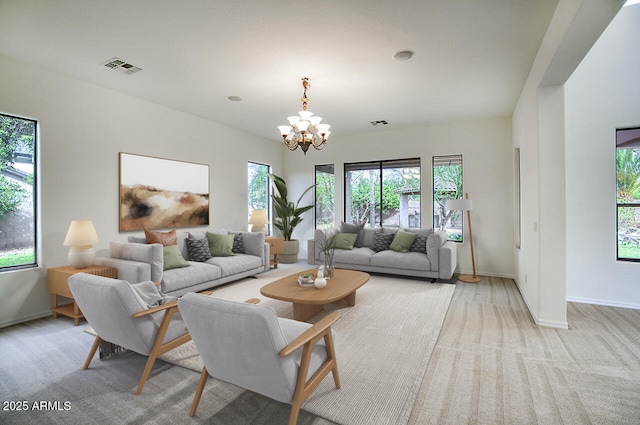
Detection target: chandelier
<box><xmin>278</xmin><ymin>77</ymin><xmax>331</xmax><ymax>154</ymax></box>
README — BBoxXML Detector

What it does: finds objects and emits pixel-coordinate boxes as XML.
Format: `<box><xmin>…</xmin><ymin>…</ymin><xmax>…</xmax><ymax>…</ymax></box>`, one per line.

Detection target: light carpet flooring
<box><xmin>1</xmin><ymin>266</ymin><xmax>639</xmax><ymax>424</ymax></box>
<box><xmin>158</xmin><ymin>269</ymin><xmax>455</xmax><ymax>425</ymax></box>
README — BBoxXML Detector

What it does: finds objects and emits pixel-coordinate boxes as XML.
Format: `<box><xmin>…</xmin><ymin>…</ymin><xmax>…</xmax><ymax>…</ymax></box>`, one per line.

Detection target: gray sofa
<box><xmin>307</xmin><ymin>226</ymin><xmax>456</xmax><ymax>281</ymax></box>
<box><xmin>95</xmin><ymin>230</ymin><xmax>270</xmax><ymax>297</ymax></box>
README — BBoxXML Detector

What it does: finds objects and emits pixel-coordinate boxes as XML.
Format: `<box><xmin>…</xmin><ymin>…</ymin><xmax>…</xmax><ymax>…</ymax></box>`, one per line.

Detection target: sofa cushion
<box><xmin>340</xmin><ymin>222</ymin><xmax>365</xmax><ymax>247</ymax></box>
<box><xmin>207</xmin><ymin>254</ymin><xmax>264</xmax><ymax>277</ymax></box>
<box><xmin>163</xmin><ymin>245</ymin><xmax>190</xmax><ymax>271</ymax></box>
<box><xmin>161</xmin><ymin>262</ymin><xmax>223</xmax><ymax>294</ymax></box>
<box><xmin>240</xmin><ymin>232</ymin><xmax>265</xmax><ymax>258</ymax></box>
<box><xmin>389</xmin><ymin>229</ymin><xmax>417</xmax><ymax>253</ymax></box>
<box><xmin>186</xmin><ymin>237</ymin><xmax>213</xmax><ymax>262</ymax></box>
<box><xmin>360</xmin><ymin>227</ymin><xmax>381</xmax><ymax>248</ymax></box>
<box><xmin>370</xmin><ymin>250</ymin><xmax>431</xmax><ymax>271</ymax></box>
<box><xmin>207</xmin><ymin>232</ymin><xmax>234</xmax><ymax>257</ymax></box>
<box><xmin>372</xmin><ymin>232</ymin><xmax>394</xmax><ymax>252</ymax></box>
<box><xmin>330</xmin><ymin>247</ymin><xmax>374</xmax><ymax>266</ymax></box>
<box><xmin>332</xmin><ymin>233</ymin><xmax>358</xmax><ymax>250</ymax></box>
<box><xmin>145</xmin><ymin>229</ymin><xmax>177</xmax><ymax>246</ymax></box>
<box><xmin>110</xmin><ymin>241</ymin><xmax>163</xmax><ymax>283</ymax></box>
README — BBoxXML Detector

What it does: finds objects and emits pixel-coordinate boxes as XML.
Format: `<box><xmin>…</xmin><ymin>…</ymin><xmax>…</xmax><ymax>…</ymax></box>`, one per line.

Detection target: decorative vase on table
<box><xmin>323</xmin><ymin>248</ymin><xmax>335</xmax><ymax>279</ymax></box>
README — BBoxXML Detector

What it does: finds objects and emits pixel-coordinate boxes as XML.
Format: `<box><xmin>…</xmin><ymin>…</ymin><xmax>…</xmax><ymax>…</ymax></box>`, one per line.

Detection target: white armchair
<box><xmin>178</xmin><ymin>293</ymin><xmax>341</xmax><ymax>425</ymax></box>
<box><xmin>68</xmin><ymin>273</ymin><xmax>192</xmax><ymax>395</ymax></box>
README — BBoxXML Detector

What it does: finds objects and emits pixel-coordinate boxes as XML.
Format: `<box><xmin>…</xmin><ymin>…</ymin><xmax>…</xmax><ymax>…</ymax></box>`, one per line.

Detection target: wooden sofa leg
<box><xmin>83</xmin><ymin>336</ymin><xmax>102</xmax><ymax>370</ymax></box>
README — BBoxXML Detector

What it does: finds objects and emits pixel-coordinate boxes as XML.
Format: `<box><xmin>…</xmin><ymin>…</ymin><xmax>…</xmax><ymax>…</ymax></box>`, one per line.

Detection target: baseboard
<box><xmin>512</xmin><ymin>277</ymin><xmax>569</xmax><ymax>329</ymax></box>
<box><xmin>567</xmin><ymin>296</ymin><xmax>640</xmax><ymax>310</ymax></box>
<box><xmin>0</xmin><ymin>310</ymin><xmax>52</xmax><ymax>329</ymax></box>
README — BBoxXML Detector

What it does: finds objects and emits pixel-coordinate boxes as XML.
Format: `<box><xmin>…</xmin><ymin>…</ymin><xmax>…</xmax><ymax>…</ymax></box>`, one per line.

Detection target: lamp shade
<box><xmin>249</xmin><ymin>210</ymin><xmax>269</xmax><ymax>233</ymax></box>
<box><xmin>63</xmin><ymin>220</ymin><xmax>99</xmax><ymax>246</ymax></box>
<box><xmin>63</xmin><ymin>220</ymin><xmax>99</xmax><ymax>268</ymax></box>
<box><xmin>446</xmin><ymin>198</ymin><xmax>473</xmax><ymax>211</ymax></box>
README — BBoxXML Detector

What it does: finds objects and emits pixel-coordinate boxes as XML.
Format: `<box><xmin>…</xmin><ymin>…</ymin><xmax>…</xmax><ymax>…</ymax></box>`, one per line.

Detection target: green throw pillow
<box><xmin>162</xmin><ymin>245</ymin><xmax>190</xmax><ymax>271</ymax></box>
<box><xmin>389</xmin><ymin>229</ymin><xmax>418</xmax><ymax>253</ymax></box>
<box><xmin>207</xmin><ymin>232</ymin><xmax>234</xmax><ymax>257</ymax></box>
<box><xmin>331</xmin><ymin>233</ymin><xmax>358</xmax><ymax>250</ymax></box>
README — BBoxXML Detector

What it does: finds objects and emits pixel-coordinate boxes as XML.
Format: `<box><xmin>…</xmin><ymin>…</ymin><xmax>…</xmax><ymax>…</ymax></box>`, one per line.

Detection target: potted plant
<box><xmin>268</xmin><ymin>173</ymin><xmax>314</xmax><ymax>263</ymax></box>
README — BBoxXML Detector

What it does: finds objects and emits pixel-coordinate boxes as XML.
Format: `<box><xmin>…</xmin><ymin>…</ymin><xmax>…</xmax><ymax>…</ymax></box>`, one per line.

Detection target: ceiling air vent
<box><xmin>370</xmin><ymin>120</ymin><xmax>389</xmax><ymax>126</ymax></box>
<box><xmin>102</xmin><ymin>57</ymin><xmax>142</xmax><ymax>75</ymax></box>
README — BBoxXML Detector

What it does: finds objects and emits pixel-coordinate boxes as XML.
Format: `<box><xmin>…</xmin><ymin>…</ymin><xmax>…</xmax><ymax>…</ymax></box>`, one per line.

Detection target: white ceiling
<box><xmin>0</xmin><ymin>0</ymin><xmax>559</xmax><ymax>140</ymax></box>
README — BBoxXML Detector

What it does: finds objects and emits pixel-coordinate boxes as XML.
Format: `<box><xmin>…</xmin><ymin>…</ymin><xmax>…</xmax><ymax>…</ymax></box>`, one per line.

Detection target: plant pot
<box><xmin>279</xmin><ymin>239</ymin><xmax>299</xmax><ymax>263</ymax></box>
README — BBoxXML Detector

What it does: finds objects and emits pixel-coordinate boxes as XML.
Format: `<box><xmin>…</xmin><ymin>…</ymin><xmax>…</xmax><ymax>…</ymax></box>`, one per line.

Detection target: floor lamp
<box><xmin>446</xmin><ymin>193</ymin><xmax>481</xmax><ymax>283</ymax></box>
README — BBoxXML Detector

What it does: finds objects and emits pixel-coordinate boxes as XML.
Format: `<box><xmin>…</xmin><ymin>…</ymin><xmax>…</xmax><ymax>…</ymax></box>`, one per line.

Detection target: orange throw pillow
<box><xmin>145</xmin><ymin>229</ymin><xmax>177</xmax><ymax>246</ymax></box>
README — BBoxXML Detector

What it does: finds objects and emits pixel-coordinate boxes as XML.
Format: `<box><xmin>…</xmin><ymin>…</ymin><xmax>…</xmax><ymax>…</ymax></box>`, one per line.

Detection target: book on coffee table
<box><xmin>297</xmin><ymin>273</ymin><xmax>315</xmax><ymax>286</ymax></box>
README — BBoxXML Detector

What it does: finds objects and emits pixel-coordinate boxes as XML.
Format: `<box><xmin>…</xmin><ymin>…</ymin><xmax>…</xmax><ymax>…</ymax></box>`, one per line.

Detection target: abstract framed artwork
<box><xmin>119</xmin><ymin>152</ymin><xmax>210</xmax><ymax>232</ymax></box>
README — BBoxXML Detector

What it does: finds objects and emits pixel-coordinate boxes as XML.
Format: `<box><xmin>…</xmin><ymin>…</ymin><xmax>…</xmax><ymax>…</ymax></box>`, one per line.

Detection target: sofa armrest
<box><xmin>438</xmin><ymin>241</ymin><xmax>457</xmax><ymax>280</ymax></box>
<box><xmin>307</xmin><ymin>239</ymin><xmax>316</xmax><ymax>264</ymax></box>
<box><xmin>263</xmin><ymin>242</ymin><xmax>271</xmax><ymax>272</ymax></box>
<box><xmin>94</xmin><ymin>256</ymin><xmax>152</xmax><ymax>284</ymax></box>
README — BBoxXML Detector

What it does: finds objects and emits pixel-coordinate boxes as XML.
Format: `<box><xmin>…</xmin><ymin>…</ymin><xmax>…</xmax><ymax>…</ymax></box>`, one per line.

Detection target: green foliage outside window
<box><xmin>616</xmin><ymin>146</ymin><xmax>640</xmax><ymax>260</ymax></box>
<box><xmin>0</xmin><ymin>115</ymin><xmax>34</xmax><ymax>216</ymax></box>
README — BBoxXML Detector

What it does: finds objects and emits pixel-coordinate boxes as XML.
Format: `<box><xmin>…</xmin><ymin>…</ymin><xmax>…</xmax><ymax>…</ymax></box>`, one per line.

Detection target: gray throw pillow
<box><xmin>340</xmin><ymin>222</ymin><xmax>366</xmax><ymax>247</ymax></box>
<box><xmin>186</xmin><ymin>238</ymin><xmax>212</xmax><ymax>262</ymax></box>
<box><xmin>372</xmin><ymin>233</ymin><xmax>394</xmax><ymax>252</ymax></box>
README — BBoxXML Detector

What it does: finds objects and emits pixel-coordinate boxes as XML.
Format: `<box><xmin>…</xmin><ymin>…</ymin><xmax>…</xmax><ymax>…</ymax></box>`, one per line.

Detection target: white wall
<box><xmin>565</xmin><ymin>4</ymin><xmax>640</xmax><ymax>308</ymax></box>
<box><xmin>512</xmin><ymin>0</ymin><xmax>624</xmax><ymax>328</ymax></box>
<box><xmin>283</xmin><ymin>118</ymin><xmax>515</xmax><ymax>279</ymax></box>
<box><xmin>0</xmin><ymin>54</ymin><xmax>284</xmax><ymax>327</ymax></box>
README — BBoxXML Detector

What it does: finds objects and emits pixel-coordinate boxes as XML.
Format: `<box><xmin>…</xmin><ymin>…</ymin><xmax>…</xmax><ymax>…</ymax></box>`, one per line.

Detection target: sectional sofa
<box><xmin>307</xmin><ymin>225</ymin><xmax>456</xmax><ymax>281</ymax></box>
<box><xmin>94</xmin><ymin>230</ymin><xmax>270</xmax><ymax>297</ymax></box>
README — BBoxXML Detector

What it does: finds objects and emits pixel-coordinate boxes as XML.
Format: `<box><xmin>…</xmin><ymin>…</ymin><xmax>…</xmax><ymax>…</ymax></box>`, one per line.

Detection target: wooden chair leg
<box><xmin>135</xmin><ymin>351</ymin><xmax>159</xmax><ymax>395</ymax></box>
<box><xmin>324</xmin><ymin>333</ymin><xmax>340</xmax><ymax>389</ymax></box>
<box><xmin>83</xmin><ymin>336</ymin><xmax>102</xmax><ymax>370</ymax></box>
<box><xmin>289</xmin><ymin>401</ymin><xmax>302</xmax><ymax>425</ymax></box>
<box><xmin>134</xmin><ymin>306</ymin><xmax>180</xmax><ymax>395</ymax></box>
<box><xmin>190</xmin><ymin>366</ymin><xmax>209</xmax><ymax>417</ymax></box>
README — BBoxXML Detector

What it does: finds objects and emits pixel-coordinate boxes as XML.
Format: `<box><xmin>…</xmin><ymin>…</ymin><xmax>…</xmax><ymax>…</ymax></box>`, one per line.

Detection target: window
<box><xmin>247</xmin><ymin>162</ymin><xmax>271</xmax><ymax>232</ymax></box>
<box><xmin>315</xmin><ymin>164</ymin><xmax>335</xmax><ymax>229</ymax></box>
<box><xmin>0</xmin><ymin>113</ymin><xmax>37</xmax><ymax>271</ymax></box>
<box><xmin>433</xmin><ymin>155</ymin><xmax>463</xmax><ymax>241</ymax></box>
<box><xmin>616</xmin><ymin>127</ymin><xmax>640</xmax><ymax>261</ymax></box>
<box><xmin>344</xmin><ymin>158</ymin><xmax>420</xmax><ymax>228</ymax></box>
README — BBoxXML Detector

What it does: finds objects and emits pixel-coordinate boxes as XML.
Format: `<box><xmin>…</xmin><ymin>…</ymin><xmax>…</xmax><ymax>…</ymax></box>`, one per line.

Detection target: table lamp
<box><xmin>446</xmin><ymin>193</ymin><xmax>481</xmax><ymax>283</ymax></box>
<box><xmin>249</xmin><ymin>209</ymin><xmax>269</xmax><ymax>233</ymax></box>
<box><xmin>63</xmin><ymin>220</ymin><xmax>99</xmax><ymax>268</ymax></box>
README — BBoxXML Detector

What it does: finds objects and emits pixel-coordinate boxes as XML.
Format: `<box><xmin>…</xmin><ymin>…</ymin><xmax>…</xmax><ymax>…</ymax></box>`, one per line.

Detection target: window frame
<box><xmin>247</xmin><ymin>161</ymin><xmax>271</xmax><ymax>234</ymax></box>
<box><xmin>0</xmin><ymin>112</ymin><xmax>38</xmax><ymax>272</ymax></box>
<box><xmin>343</xmin><ymin>158</ymin><xmax>421</xmax><ymax>228</ymax></box>
<box><xmin>615</xmin><ymin>127</ymin><xmax>640</xmax><ymax>262</ymax></box>
<box><xmin>314</xmin><ymin>164</ymin><xmax>335</xmax><ymax>230</ymax></box>
<box><xmin>432</xmin><ymin>154</ymin><xmax>464</xmax><ymax>242</ymax></box>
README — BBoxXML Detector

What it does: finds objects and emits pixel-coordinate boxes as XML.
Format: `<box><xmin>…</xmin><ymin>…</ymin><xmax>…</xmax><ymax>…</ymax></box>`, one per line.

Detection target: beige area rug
<box><xmin>158</xmin><ymin>267</ymin><xmax>456</xmax><ymax>425</ymax></box>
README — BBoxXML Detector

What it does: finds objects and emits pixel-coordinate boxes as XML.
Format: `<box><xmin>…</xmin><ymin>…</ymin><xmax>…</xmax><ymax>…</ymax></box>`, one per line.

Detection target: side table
<box><xmin>47</xmin><ymin>265</ymin><xmax>118</xmax><ymax>325</ymax></box>
<box><xmin>265</xmin><ymin>236</ymin><xmax>283</xmax><ymax>268</ymax></box>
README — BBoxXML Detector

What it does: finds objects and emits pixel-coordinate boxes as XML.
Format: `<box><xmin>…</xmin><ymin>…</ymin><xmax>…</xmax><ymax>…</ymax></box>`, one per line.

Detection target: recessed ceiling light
<box><xmin>227</xmin><ymin>96</ymin><xmax>243</xmax><ymax>102</ymax></box>
<box><xmin>393</xmin><ymin>50</ymin><xmax>415</xmax><ymax>61</ymax></box>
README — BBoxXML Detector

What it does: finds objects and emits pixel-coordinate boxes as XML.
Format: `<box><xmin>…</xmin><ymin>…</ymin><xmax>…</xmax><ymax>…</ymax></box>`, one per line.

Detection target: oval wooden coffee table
<box><xmin>260</xmin><ymin>268</ymin><xmax>370</xmax><ymax>322</ymax></box>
